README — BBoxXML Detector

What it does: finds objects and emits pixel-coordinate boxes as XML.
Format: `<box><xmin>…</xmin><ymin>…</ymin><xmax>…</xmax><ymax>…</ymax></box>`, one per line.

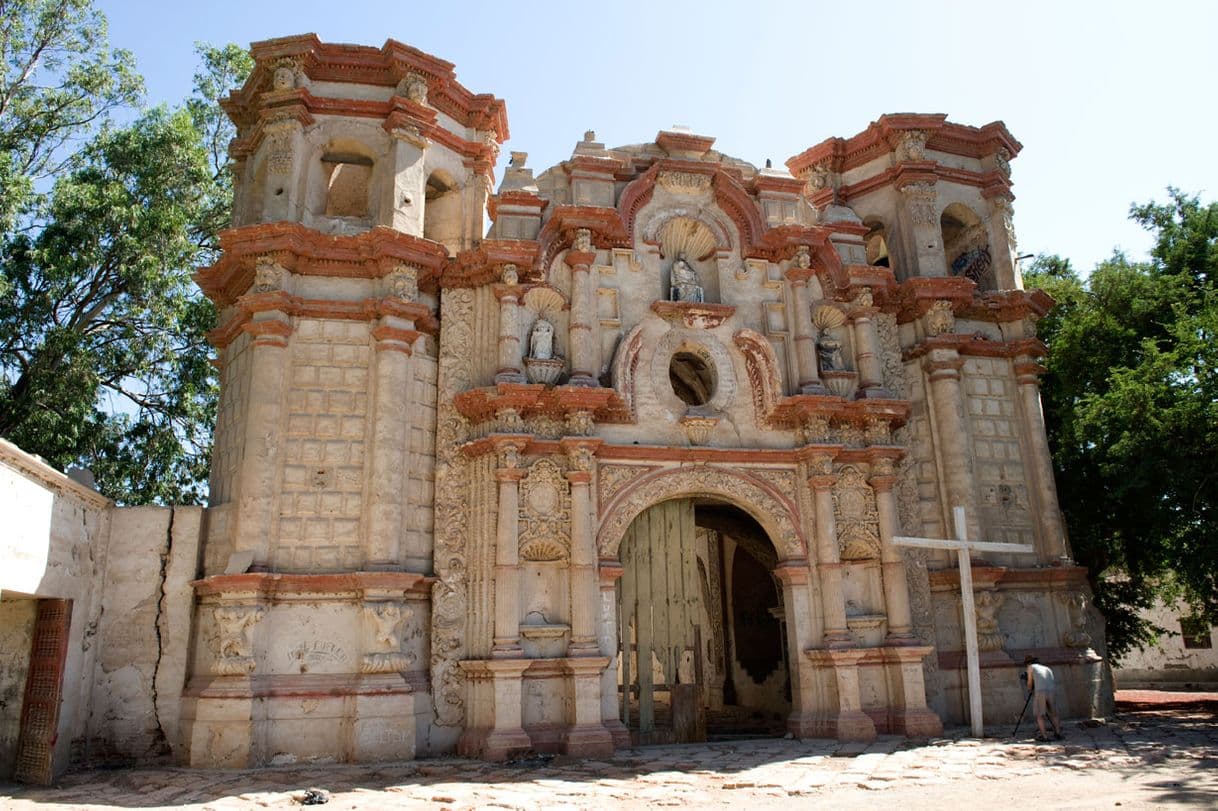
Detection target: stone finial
<box><xmin>584</xmin><ymin>130</ymin><xmax>596</xmax><ymax>142</ymax></box>
<box><xmin>509</xmin><ymin>151</ymin><xmax>527</xmax><ymax>168</ymax></box>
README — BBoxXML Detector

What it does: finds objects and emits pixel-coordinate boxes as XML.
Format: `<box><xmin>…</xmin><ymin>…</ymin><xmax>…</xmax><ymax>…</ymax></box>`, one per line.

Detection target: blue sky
<box><xmin>99</xmin><ymin>0</ymin><xmax>1217</xmax><ymax>274</ymax></box>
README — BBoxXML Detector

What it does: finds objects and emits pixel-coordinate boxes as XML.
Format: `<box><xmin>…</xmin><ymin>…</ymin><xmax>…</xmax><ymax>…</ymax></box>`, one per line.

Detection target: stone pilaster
<box><xmin>260</xmin><ymin>113</ymin><xmax>303</xmax><ymax>223</ymax></box>
<box><xmin>1015</xmin><ymin>358</ymin><xmax>1070</xmax><ymax>561</ymax></box>
<box><xmin>869</xmin><ymin>459</ymin><xmax>916</xmax><ymax>644</ymax></box>
<box><xmin>562</xmin><ymin>657</ymin><xmax>614</xmax><ymax>757</ymax></box>
<box><xmin>787</xmin><ymin>251</ymin><xmax>827</xmax><ymax>394</ymax></box>
<box><xmin>774</xmin><ymin>561</ymin><xmax>818</xmax><ymax>737</ymax></box>
<box><xmin>900</xmin><ymin>181</ymin><xmax>947</xmax><ymax>277</ymax></box>
<box><xmin>494</xmin><ymin>264</ymin><xmax>526</xmax><ymax>384</ymax></box>
<box><xmin>985</xmin><ymin>194</ymin><xmax>1019</xmax><ymax>289</ymax></box>
<box><xmin>233</xmin><ymin>310</ymin><xmax>292</xmax><ymax>568</ymax></box>
<box><xmin>809</xmin><ymin>455</ymin><xmax>851</xmax><ymax>647</ymax></box>
<box><xmin>597</xmin><ymin>561</ymin><xmax>630</xmax><ymax>748</ymax></box>
<box><xmin>482</xmin><ymin>659</ymin><xmax>532</xmax><ymax>760</ymax></box>
<box><xmin>565</xmin><ymin>229</ymin><xmax>598</xmax><ymax>386</ymax></box>
<box><xmin>492</xmin><ymin>439</ymin><xmax>527</xmax><ymax>657</ymax></box>
<box><xmin>385</xmin><ymin>125</ymin><xmax>429</xmax><ymax>234</ymax></box>
<box><xmin>366</xmin><ymin>303</ymin><xmax>418</xmax><ymax>569</ymax></box>
<box><xmin>923</xmin><ymin>348</ymin><xmax>981</xmax><ymax>541</ymax></box>
<box><xmin>850</xmin><ymin>289</ymin><xmax>890</xmax><ymax>398</ymax></box>
<box><xmin>563</xmin><ymin>439</ymin><xmax>601</xmax><ymax>655</ymax></box>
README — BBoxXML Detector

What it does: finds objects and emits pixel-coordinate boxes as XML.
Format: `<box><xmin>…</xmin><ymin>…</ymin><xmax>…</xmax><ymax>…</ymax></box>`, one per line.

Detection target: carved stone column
<box><xmin>494</xmin><ymin>264</ymin><xmax>526</xmax><ymax>384</ymax></box>
<box><xmin>492</xmin><ymin>439</ymin><xmax>528</xmax><ymax>657</ymax></box>
<box><xmin>986</xmin><ymin>194</ymin><xmax>1019</xmax><ymax>289</ymax></box>
<box><xmin>597</xmin><ymin>561</ymin><xmax>630</xmax><ymax>748</ymax></box>
<box><xmin>366</xmin><ymin>267</ymin><xmax>421</xmax><ymax>569</ymax></box>
<box><xmin>924</xmin><ymin>348</ymin><xmax>981</xmax><ymax>541</ymax></box>
<box><xmin>900</xmin><ymin>181</ymin><xmax>947</xmax><ymax>277</ymax></box>
<box><xmin>850</xmin><ymin>288</ymin><xmax>889</xmax><ymax>398</ymax></box>
<box><xmin>260</xmin><ymin>113</ymin><xmax>303</xmax><ymax>223</ymax></box>
<box><xmin>809</xmin><ymin>455</ymin><xmax>851</xmax><ymax>647</ymax></box>
<box><xmin>565</xmin><ymin>228</ymin><xmax>598</xmax><ymax>387</ymax></box>
<box><xmin>1015</xmin><ymin>357</ymin><xmax>1069</xmax><ymax>561</ymax></box>
<box><xmin>869</xmin><ymin>458</ymin><xmax>916</xmax><ymax>644</ymax></box>
<box><xmin>563</xmin><ymin>439</ymin><xmax>602</xmax><ymax>656</ymax></box>
<box><xmin>788</xmin><ymin>247</ymin><xmax>827</xmax><ymax>394</ymax></box>
<box><xmin>234</xmin><ymin>305</ymin><xmax>292</xmax><ymax>568</ymax></box>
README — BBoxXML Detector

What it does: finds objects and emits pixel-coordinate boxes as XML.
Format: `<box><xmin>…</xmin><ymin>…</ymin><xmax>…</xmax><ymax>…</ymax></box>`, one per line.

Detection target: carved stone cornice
<box><xmin>207</xmin><ymin>293</ymin><xmax>435</xmax><ymax>349</ymax></box>
<box><xmin>452</xmin><ymin>383</ymin><xmax>623</xmax><ymax>432</ymax></box>
<box><xmin>197</xmin><ymin>223</ymin><xmax>449</xmax><ymax>308</ymax></box>
<box><xmin>443</xmin><ymin>240</ymin><xmax>541</xmax><ymax>288</ymax></box>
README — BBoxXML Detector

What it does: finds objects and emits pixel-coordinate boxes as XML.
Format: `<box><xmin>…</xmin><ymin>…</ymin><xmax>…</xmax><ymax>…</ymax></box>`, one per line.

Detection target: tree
<box><xmin>1026</xmin><ymin>190</ymin><xmax>1218</xmax><ymax>661</ymax></box>
<box><xmin>0</xmin><ymin>0</ymin><xmax>251</xmax><ymax>504</ymax></box>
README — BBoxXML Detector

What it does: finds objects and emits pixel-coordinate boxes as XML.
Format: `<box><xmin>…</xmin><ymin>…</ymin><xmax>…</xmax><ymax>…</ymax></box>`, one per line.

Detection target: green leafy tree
<box><xmin>1026</xmin><ymin>190</ymin><xmax>1218</xmax><ymax>661</ymax></box>
<box><xmin>0</xmin><ymin>0</ymin><xmax>252</xmax><ymax>504</ymax></box>
<box><xmin>0</xmin><ymin>0</ymin><xmax>142</xmax><ymax>231</ymax></box>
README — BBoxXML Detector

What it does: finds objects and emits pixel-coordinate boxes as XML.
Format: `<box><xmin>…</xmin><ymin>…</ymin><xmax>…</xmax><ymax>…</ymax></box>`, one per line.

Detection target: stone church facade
<box><xmin>0</xmin><ymin>34</ymin><xmax>1112</xmax><ymax>780</ymax></box>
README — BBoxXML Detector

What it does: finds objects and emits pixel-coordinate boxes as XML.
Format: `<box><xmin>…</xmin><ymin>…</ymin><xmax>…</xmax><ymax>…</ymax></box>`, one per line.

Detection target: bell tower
<box><xmin>182</xmin><ymin>34</ymin><xmax>506</xmax><ymax>768</ymax></box>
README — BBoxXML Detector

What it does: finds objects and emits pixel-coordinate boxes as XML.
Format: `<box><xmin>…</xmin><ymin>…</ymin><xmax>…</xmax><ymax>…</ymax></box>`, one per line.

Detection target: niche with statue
<box><xmin>522</xmin><ymin>286</ymin><xmax>568</xmax><ymax>386</ymax></box>
<box><xmin>811</xmin><ymin>303</ymin><xmax>858</xmax><ymax>398</ymax></box>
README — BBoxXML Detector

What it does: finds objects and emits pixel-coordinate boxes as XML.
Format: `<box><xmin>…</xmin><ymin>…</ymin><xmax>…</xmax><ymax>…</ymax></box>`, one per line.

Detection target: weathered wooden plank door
<box><xmin>617</xmin><ymin>499</ymin><xmax>703</xmax><ymax>744</ymax></box>
<box><xmin>13</xmin><ymin>598</ymin><xmax>72</xmax><ymax>785</ymax></box>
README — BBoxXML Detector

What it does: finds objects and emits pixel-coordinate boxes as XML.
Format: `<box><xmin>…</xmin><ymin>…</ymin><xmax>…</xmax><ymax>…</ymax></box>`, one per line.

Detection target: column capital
<box><xmin>242</xmin><ymin>313</ymin><xmax>292</xmax><ymax>347</ymax></box>
<box><xmin>564</xmin><ymin>250</ymin><xmax>597</xmax><ymax>268</ymax></box>
<box><xmin>923</xmin><ymin>355</ymin><xmax>965</xmax><ymax>380</ymax></box>
<box><xmin>808</xmin><ymin>474</ymin><xmax>838</xmax><ymax>491</ymax></box>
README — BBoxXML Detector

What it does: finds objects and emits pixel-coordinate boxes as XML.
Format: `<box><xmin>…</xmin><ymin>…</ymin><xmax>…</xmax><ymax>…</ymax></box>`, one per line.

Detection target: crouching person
<box><xmin>1024</xmin><ymin>655</ymin><xmax>1062</xmax><ymax>741</ymax></box>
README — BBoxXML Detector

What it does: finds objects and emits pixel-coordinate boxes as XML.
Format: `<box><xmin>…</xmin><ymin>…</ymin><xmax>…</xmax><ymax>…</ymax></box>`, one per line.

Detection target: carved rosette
<box><xmin>518</xmin><ymin>458</ymin><xmax>572</xmax><ymax>562</ymax></box>
<box><xmin>833</xmin><ymin>465</ymin><xmax>881</xmax><ymax>560</ymax></box>
<box><xmin>361</xmin><ymin>602</ymin><xmax>417</xmax><ymax>674</ymax></box>
<box><xmin>213</xmin><ymin>604</ymin><xmax>265</xmax><ymax>676</ymax></box>
<box><xmin>975</xmin><ymin>589</ymin><xmax>1005</xmax><ymax>652</ymax></box>
<box><xmin>900</xmin><ymin>182</ymin><xmax>938</xmax><ymax>226</ymax></box>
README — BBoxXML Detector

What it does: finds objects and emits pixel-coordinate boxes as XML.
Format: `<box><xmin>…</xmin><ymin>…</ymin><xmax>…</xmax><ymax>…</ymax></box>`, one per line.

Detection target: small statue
<box><xmin>817</xmin><ymin>333</ymin><xmax>844</xmax><ymax>372</ymax></box>
<box><xmin>529</xmin><ymin>316</ymin><xmax>554</xmax><ymax>360</ymax></box>
<box><xmin>669</xmin><ymin>252</ymin><xmax>703</xmax><ymax>303</ymax></box>
<box><xmin>397</xmin><ymin>73</ymin><xmax>428</xmax><ymax>104</ymax></box>
<box><xmin>272</xmin><ymin>64</ymin><xmax>295</xmax><ymax>92</ymax></box>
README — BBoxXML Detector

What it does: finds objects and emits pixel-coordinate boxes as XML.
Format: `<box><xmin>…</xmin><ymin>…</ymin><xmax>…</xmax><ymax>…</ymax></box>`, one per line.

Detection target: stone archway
<box><xmin>597</xmin><ymin>465</ymin><xmax>805</xmax><ymax>561</ymax></box>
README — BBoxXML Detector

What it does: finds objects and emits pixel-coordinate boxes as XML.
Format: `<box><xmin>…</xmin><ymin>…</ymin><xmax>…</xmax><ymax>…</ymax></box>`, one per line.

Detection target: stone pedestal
<box><xmin>458</xmin><ymin>659</ymin><xmax>532</xmax><ymax>761</ymax></box>
<box><xmin>882</xmin><ymin>647</ymin><xmax>944</xmax><ymax>737</ymax></box>
<box><xmin>562</xmin><ymin>657</ymin><xmax>614</xmax><ymax>757</ymax></box>
<box><xmin>805</xmin><ymin>649</ymin><xmax>877</xmax><ymax>742</ymax></box>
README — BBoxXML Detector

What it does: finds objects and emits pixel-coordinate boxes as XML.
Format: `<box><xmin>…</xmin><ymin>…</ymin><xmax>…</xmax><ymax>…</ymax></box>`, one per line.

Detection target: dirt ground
<box><xmin>3</xmin><ymin>701</ymin><xmax>1216</xmax><ymax>810</ymax></box>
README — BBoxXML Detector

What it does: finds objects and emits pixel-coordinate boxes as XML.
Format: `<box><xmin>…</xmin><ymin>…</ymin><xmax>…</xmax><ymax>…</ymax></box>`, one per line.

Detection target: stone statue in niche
<box><xmin>669</xmin><ymin>252</ymin><xmax>704</xmax><ymax>303</ymax></box>
<box><xmin>529</xmin><ymin>317</ymin><xmax>555</xmax><ymax>360</ymax></box>
<box><xmin>817</xmin><ymin>331</ymin><xmax>845</xmax><ymax>372</ymax></box>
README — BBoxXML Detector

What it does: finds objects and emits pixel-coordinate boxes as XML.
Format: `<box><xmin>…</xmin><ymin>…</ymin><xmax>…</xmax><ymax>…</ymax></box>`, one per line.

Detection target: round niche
<box><xmin>669</xmin><ymin>351</ymin><xmax>717</xmax><ymax>406</ymax></box>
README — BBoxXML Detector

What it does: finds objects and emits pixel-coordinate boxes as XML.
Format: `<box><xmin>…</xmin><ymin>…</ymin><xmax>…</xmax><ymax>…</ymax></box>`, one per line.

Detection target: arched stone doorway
<box><xmin>614</xmin><ymin>497</ymin><xmax>792</xmax><ymax>745</ymax></box>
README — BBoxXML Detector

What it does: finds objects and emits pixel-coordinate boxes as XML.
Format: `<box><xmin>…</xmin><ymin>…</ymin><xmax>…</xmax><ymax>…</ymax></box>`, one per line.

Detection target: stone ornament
<box><xmin>805</xmin><ymin>163</ymin><xmax>832</xmax><ymax>191</ymax></box>
<box><xmin>898</xmin><ymin>130</ymin><xmax>930</xmax><ymax>162</ymax></box>
<box><xmin>213</xmin><ymin>604</ymin><xmax>265</xmax><ymax>676</ymax></box>
<box><xmin>397</xmin><ymin>72</ymin><xmax>429</xmax><ymax>104</ymax></box>
<box><xmin>995</xmin><ymin>148</ymin><xmax>1012</xmax><ymax>177</ymax></box>
<box><xmin>518</xmin><ymin>459</ymin><xmax>571</xmax><ymax>562</ymax></box>
<box><xmin>599</xmin><ymin>466</ymin><xmax>802</xmax><ymax>558</ymax></box>
<box><xmin>925</xmin><ymin>299</ymin><xmax>956</xmax><ymax>336</ymax></box>
<box><xmin>565</xmin><ymin>410</ymin><xmax>594</xmax><ymax>437</ymax></box>
<box><xmin>793</xmin><ymin>246</ymin><xmax>812</xmax><ymax>270</ymax></box>
<box><xmin>853</xmin><ymin>287</ymin><xmax>874</xmax><ymax>309</ymax></box>
<box><xmin>974</xmin><ymin>589</ymin><xmax>1005</xmax><ymax>652</ymax></box>
<box><xmin>572</xmin><ymin>227</ymin><xmax>592</xmax><ymax>253</ymax></box>
<box><xmin>817</xmin><ymin>333</ymin><xmax>845</xmax><ymax>372</ymax></box>
<box><xmin>253</xmin><ymin>257</ymin><xmax>284</xmax><ymax>293</ymax></box>
<box><xmin>833</xmin><ymin>465</ymin><xmax>882</xmax><ymax>560</ymax></box>
<box><xmin>500</xmin><ymin>263</ymin><xmax>519</xmax><ymax>285</ymax></box>
<box><xmin>528</xmin><ymin>317</ymin><xmax>554</xmax><ymax>360</ymax></box>
<box><xmin>387</xmin><ymin>264</ymin><xmax>418</xmax><ymax>301</ymax></box>
<box><xmin>597</xmin><ymin>464</ymin><xmax>649</xmax><ymax>505</ymax></box>
<box><xmin>657</xmin><ymin>170</ymin><xmax>712</xmax><ymax>195</ymax></box>
<box><xmin>361</xmin><ymin>602</ymin><xmax>416</xmax><ymax>674</ymax></box>
<box><xmin>1060</xmin><ymin>591</ymin><xmax>1094</xmax><ymax>649</ymax></box>
<box><xmin>900</xmin><ymin>182</ymin><xmax>938</xmax><ymax>225</ymax></box>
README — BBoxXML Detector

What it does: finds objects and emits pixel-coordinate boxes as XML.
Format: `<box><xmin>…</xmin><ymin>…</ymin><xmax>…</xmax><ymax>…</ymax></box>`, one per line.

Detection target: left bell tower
<box><xmin>181</xmin><ymin>34</ymin><xmax>506</xmax><ymax>768</ymax></box>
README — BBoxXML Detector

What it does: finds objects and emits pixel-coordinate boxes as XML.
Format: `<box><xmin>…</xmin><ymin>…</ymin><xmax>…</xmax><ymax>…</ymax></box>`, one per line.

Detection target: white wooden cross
<box><xmin>893</xmin><ymin>506</ymin><xmax>1034</xmax><ymax>737</ymax></box>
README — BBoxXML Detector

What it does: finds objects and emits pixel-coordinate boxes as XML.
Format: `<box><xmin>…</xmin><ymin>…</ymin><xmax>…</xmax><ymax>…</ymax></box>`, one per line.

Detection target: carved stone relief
<box><xmin>361</xmin><ymin>601</ymin><xmax>416</xmax><ymax>674</ymax></box>
<box><xmin>431</xmin><ymin>287</ymin><xmax>474</xmax><ymax>725</ymax></box>
<box><xmin>974</xmin><ymin>589</ymin><xmax>1005</xmax><ymax>652</ymax></box>
<box><xmin>900</xmin><ymin>182</ymin><xmax>938</xmax><ymax>226</ymax></box>
<box><xmin>518</xmin><ymin>458</ymin><xmax>571</xmax><ymax>562</ymax></box>
<box><xmin>598</xmin><ymin>466</ymin><xmax>803</xmax><ymax>559</ymax></box>
<box><xmin>925</xmin><ymin>300</ymin><xmax>956</xmax><ymax>336</ymax></box>
<box><xmin>213</xmin><ymin>605</ymin><xmax>265</xmax><ymax>676</ymax></box>
<box><xmin>254</xmin><ymin>257</ymin><xmax>284</xmax><ymax>293</ymax></box>
<box><xmin>386</xmin><ymin>264</ymin><xmax>419</xmax><ymax>301</ymax></box>
<box><xmin>833</xmin><ymin>465</ymin><xmax>881</xmax><ymax>560</ymax></box>
<box><xmin>598</xmin><ymin>464</ymin><xmax>650</xmax><ymax>506</ymax></box>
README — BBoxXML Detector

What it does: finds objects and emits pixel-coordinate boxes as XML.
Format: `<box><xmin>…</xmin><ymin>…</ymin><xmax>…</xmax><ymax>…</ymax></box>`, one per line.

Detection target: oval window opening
<box><xmin>669</xmin><ymin>351</ymin><xmax>716</xmax><ymax>406</ymax></box>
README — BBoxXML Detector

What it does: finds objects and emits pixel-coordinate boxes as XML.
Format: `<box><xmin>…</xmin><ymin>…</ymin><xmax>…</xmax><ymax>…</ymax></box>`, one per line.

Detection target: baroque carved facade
<box><xmin>0</xmin><ymin>34</ymin><xmax>1114</xmax><ymax>781</ymax></box>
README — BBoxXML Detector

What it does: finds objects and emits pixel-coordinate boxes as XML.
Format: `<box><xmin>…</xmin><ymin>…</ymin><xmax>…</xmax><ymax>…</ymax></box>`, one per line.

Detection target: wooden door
<box><xmin>617</xmin><ymin>500</ymin><xmax>704</xmax><ymax>744</ymax></box>
<box><xmin>13</xmin><ymin>599</ymin><xmax>71</xmax><ymax>785</ymax></box>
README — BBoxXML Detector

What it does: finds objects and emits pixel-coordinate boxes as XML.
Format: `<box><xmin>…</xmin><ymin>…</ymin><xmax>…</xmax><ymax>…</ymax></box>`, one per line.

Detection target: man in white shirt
<box><xmin>1024</xmin><ymin>656</ymin><xmax>1063</xmax><ymax>741</ymax></box>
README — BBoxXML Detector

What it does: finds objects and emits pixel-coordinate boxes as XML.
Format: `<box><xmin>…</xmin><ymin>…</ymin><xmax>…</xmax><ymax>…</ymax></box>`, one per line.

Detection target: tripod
<box><xmin>1012</xmin><ymin>689</ymin><xmax>1034</xmax><ymax>737</ymax></box>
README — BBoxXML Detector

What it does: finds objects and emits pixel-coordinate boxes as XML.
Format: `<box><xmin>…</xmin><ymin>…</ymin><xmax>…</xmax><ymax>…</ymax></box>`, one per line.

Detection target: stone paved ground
<box><xmin>4</xmin><ymin>708</ymin><xmax>1217</xmax><ymax>810</ymax></box>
